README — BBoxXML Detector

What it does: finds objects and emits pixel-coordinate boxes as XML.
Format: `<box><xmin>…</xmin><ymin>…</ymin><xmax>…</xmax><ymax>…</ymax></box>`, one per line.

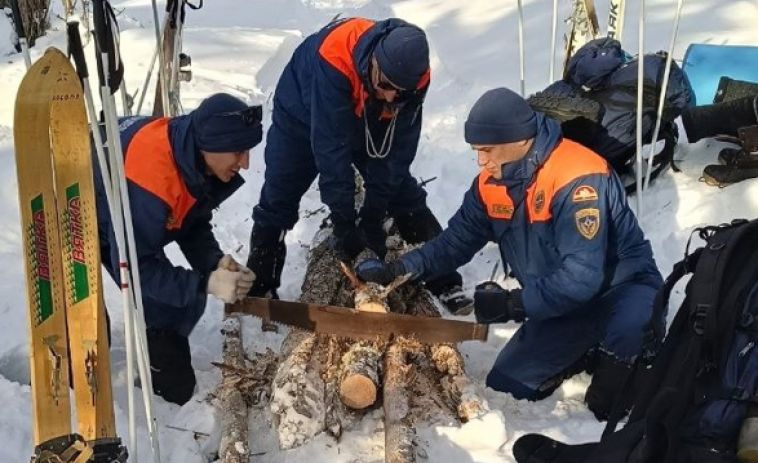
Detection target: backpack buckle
<box><xmin>691</xmin><ymin>303</ymin><xmax>711</xmax><ymax>335</ymax></box>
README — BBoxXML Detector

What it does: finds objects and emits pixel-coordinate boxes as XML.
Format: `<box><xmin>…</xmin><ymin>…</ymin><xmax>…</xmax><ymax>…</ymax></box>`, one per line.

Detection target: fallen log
<box><xmin>384</xmin><ymin>340</ymin><xmax>416</xmax><ymax>463</ymax></box>
<box><xmin>217</xmin><ymin>316</ymin><xmax>249</xmax><ymax>463</ymax></box>
<box><xmin>268</xmin><ymin>227</ymin><xmax>485</xmax><ymax>459</ymax></box>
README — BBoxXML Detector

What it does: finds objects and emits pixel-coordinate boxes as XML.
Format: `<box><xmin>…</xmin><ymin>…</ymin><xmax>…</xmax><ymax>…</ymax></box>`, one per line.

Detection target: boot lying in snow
<box><xmin>703</xmin><ymin>125</ymin><xmax>758</xmax><ymax>187</ymax></box>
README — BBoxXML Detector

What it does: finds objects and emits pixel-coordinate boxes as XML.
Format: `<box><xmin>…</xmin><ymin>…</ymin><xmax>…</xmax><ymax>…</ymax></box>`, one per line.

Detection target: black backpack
<box><xmin>513</xmin><ymin>218</ymin><xmax>758</xmax><ymax>463</ymax></box>
<box><xmin>528</xmin><ymin>38</ymin><xmax>695</xmax><ymax>195</ymax></box>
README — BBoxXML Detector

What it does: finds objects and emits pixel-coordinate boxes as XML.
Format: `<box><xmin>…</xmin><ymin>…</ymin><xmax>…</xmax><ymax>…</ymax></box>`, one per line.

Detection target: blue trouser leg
<box><xmin>252</xmin><ymin>109</ymin><xmax>318</xmax><ymax>231</ymax></box>
<box><xmin>599</xmin><ymin>281</ymin><xmax>661</xmax><ymax>361</ymax></box>
<box><xmin>486</xmin><ymin>280</ymin><xmax>660</xmax><ymax>400</ymax></box>
<box><xmin>487</xmin><ymin>308</ymin><xmax>605</xmax><ymax>399</ymax></box>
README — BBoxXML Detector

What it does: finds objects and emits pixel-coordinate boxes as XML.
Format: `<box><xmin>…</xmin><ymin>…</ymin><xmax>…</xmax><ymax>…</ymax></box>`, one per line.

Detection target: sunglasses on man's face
<box><xmin>218</xmin><ymin>105</ymin><xmax>263</xmax><ymax>126</ymax></box>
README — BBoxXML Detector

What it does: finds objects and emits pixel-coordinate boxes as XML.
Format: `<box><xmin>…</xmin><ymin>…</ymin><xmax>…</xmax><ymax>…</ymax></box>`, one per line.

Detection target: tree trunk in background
<box><xmin>2</xmin><ymin>0</ymin><xmax>52</xmax><ymax>48</ymax></box>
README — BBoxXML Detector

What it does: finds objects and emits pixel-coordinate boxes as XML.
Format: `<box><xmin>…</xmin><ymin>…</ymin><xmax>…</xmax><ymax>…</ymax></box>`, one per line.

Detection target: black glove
<box><xmin>355</xmin><ymin>258</ymin><xmax>406</xmax><ymax>286</ymax></box>
<box><xmin>246</xmin><ymin>225</ymin><xmax>285</xmax><ymax>298</ymax></box>
<box><xmin>332</xmin><ymin>222</ymin><xmax>366</xmax><ymax>261</ymax></box>
<box><xmin>359</xmin><ymin>216</ymin><xmax>387</xmax><ymax>259</ymax></box>
<box><xmin>473</xmin><ymin>282</ymin><xmax>525</xmax><ymax>324</ymax></box>
<box><xmin>393</xmin><ymin>206</ymin><xmax>443</xmax><ymax>245</ymax></box>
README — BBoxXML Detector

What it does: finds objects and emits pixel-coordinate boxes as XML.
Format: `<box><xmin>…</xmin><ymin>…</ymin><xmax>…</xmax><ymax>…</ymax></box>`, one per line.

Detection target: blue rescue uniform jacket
<box><xmin>94</xmin><ymin>116</ymin><xmax>244</xmax><ymax>336</ymax></box>
<box><xmin>254</xmin><ymin>17</ymin><xmax>430</xmax><ymax>228</ymax></box>
<box><xmin>401</xmin><ymin>114</ymin><xmax>662</xmax><ymax>320</ymax></box>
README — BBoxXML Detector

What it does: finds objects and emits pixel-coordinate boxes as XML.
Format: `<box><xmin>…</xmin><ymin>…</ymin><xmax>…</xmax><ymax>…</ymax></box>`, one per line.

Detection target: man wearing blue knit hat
<box><xmin>356</xmin><ymin>87</ymin><xmax>664</xmax><ymax>420</ymax></box>
<box><xmin>95</xmin><ymin>92</ymin><xmax>263</xmax><ymax>405</ymax></box>
<box><xmin>247</xmin><ymin>17</ymin><xmax>471</xmax><ymax>314</ymax></box>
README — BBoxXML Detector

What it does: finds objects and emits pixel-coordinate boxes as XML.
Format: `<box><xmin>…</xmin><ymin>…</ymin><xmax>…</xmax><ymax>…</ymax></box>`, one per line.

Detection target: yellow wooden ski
<box><xmin>16</xmin><ymin>47</ymin><xmax>123</xmax><ymax>461</ymax></box>
<box><xmin>48</xmin><ymin>48</ymin><xmax>116</xmax><ymax>443</ymax></box>
<box><xmin>15</xmin><ymin>47</ymin><xmax>75</xmax><ymax>449</ymax></box>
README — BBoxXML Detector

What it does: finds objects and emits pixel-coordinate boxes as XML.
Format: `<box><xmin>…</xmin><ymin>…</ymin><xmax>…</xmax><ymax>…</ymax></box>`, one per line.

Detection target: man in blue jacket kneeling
<box><xmin>95</xmin><ymin>93</ymin><xmax>262</xmax><ymax>405</ymax></box>
<box><xmin>356</xmin><ymin>87</ymin><xmax>664</xmax><ymax>420</ymax></box>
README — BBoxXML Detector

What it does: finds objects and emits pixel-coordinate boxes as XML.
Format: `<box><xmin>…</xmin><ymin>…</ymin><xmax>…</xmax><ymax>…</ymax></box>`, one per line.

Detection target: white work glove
<box><xmin>217</xmin><ymin>254</ymin><xmax>241</xmax><ymax>271</ymax></box>
<box><xmin>208</xmin><ymin>255</ymin><xmax>256</xmax><ymax>303</ymax></box>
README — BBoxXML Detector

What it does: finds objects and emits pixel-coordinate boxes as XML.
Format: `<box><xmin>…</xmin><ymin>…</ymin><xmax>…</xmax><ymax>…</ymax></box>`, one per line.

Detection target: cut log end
<box><xmin>339</xmin><ymin>374</ymin><xmax>377</xmax><ymax>409</ymax></box>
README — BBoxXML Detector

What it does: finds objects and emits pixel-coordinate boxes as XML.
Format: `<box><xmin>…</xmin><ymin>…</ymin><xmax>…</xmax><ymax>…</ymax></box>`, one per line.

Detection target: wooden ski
<box><xmin>15</xmin><ymin>46</ymin><xmax>75</xmax><ymax>449</ymax></box>
<box><xmin>563</xmin><ymin>0</ymin><xmax>600</xmax><ymax>76</ymax></box>
<box><xmin>607</xmin><ymin>0</ymin><xmax>626</xmax><ymax>41</ymax></box>
<box><xmin>15</xmin><ymin>47</ymin><xmax>123</xmax><ymax>460</ymax></box>
<box><xmin>48</xmin><ymin>48</ymin><xmax>116</xmax><ymax>442</ymax></box>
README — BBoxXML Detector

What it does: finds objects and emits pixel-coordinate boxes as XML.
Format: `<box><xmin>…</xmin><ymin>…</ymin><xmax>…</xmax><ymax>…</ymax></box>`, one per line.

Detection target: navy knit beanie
<box><xmin>374</xmin><ymin>24</ymin><xmax>429</xmax><ymax>90</ymax></box>
<box><xmin>464</xmin><ymin>88</ymin><xmax>537</xmax><ymax>145</ymax></box>
<box><xmin>191</xmin><ymin>93</ymin><xmax>263</xmax><ymax>153</ymax></box>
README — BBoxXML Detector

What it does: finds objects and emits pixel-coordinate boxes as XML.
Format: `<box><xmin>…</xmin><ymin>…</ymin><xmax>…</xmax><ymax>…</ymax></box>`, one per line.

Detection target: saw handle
<box><xmin>67</xmin><ymin>22</ymin><xmax>89</xmax><ymax>80</ymax></box>
<box><xmin>9</xmin><ymin>0</ymin><xmax>25</xmax><ymax>39</ymax></box>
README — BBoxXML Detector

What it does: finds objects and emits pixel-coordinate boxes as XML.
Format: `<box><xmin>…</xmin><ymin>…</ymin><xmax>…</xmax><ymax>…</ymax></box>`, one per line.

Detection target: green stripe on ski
<box><xmin>65</xmin><ymin>183</ymin><xmax>89</xmax><ymax>303</ymax></box>
<box><xmin>31</xmin><ymin>194</ymin><xmax>53</xmax><ymax>324</ymax></box>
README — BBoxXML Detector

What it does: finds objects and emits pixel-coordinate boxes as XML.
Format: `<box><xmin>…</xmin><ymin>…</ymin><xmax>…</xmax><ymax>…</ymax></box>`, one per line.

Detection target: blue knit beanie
<box><xmin>191</xmin><ymin>93</ymin><xmax>263</xmax><ymax>153</ymax></box>
<box><xmin>464</xmin><ymin>88</ymin><xmax>537</xmax><ymax>145</ymax></box>
<box><xmin>374</xmin><ymin>24</ymin><xmax>429</xmax><ymax>90</ymax></box>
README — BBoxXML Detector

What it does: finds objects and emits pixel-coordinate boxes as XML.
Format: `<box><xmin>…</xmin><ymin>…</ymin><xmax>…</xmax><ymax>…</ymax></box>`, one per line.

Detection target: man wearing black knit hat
<box><xmin>94</xmin><ymin>92</ymin><xmax>263</xmax><ymax>405</ymax></box>
<box><xmin>356</xmin><ymin>87</ymin><xmax>664</xmax><ymax>420</ymax></box>
<box><xmin>247</xmin><ymin>17</ymin><xmax>471</xmax><ymax>314</ymax></box>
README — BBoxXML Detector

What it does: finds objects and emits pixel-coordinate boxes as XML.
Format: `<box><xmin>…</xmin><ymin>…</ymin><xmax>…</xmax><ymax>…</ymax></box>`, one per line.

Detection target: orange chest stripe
<box><xmin>124</xmin><ymin>118</ymin><xmax>197</xmax><ymax>230</ymax></box>
<box><xmin>318</xmin><ymin>18</ymin><xmax>375</xmax><ymax>117</ymax></box>
<box><xmin>478</xmin><ymin>139</ymin><xmax>609</xmax><ymax>223</ymax></box>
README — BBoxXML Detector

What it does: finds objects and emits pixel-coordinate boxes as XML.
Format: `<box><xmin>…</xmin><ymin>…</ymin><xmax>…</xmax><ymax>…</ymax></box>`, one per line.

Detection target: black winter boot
<box><xmin>246</xmin><ymin>224</ymin><xmax>286</xmax><ymax>299</ymax></box>
<box><xmin>585</xmin><ymin>351</ymin><xmax>634</xmax><ymax>421</ymax></box>
<box><xmin>681</xmin><ymin>95</ymin><xmax>758</xmax><ymax>142</ymax></box>
<box><xmin>704</xmin><ymin>125</ymin><xmax>758</xmax><ymax>186</ymax></box>
<box><xmin>146</xmin><ymin>329</ymin><xmax>196</xmax><ymax>405</ymax></box>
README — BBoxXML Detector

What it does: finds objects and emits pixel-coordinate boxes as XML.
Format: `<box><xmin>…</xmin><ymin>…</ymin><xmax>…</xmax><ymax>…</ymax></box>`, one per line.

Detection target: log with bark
<box><xmin>216</xmin><ymin>316</ymin><xmax>249</xmax><ymax>463</ymax></box>
<box><xmin>214</xmin><ymin>316</ymin><xmax>278</xmax><ymax>462</ymax></box>
<box><xmin>268</xmin><ymin>228</ymin><xmax>486</xmax><ymax>460</ymax></box>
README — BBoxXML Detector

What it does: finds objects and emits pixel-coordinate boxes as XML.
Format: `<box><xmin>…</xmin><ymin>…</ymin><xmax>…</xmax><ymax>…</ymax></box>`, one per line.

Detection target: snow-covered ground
<box><xmin>0</xmin><ymin>0</ymin><xmax>757</xmax><ymax>461</ymax></box>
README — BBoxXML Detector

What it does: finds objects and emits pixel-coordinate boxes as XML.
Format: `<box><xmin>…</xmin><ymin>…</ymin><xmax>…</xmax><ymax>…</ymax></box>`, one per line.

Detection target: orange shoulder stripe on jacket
<box><xmin>318</xmin><ymin>18</ymin><xmax>375</xmax><ymax>116</ymax></box>
<box><xmin>477</xmin><ymin>172</ymin><xmax>515</xmax><ymax>220</ymax></box>
<box><xmin>527</xmin><ymin>138</ymin><xmax>610</xmax><ymax>222</ymax></box>
<box><xmin>124</xmin><ymin>118</ymin><xmax>197</xmax><ymax>230</ymax></box>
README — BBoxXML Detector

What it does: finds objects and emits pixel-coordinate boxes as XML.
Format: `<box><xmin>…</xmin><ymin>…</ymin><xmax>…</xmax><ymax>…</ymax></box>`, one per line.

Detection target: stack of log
<box><xmin>267</xmin><ymin>232</ymin><xmax>487</xmax><ymax>462</ymax></box>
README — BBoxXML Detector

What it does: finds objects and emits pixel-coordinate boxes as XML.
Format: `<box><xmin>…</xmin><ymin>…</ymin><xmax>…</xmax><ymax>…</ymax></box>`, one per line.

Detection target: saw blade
<box><xmin>227</xmin><ymin>297</ymin><xmax>488</xmax><ymax>344</ymax></box>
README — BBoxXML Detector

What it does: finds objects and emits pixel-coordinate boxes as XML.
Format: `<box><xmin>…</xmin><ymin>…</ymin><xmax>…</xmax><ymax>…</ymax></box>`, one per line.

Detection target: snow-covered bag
<box><xmin>513</xmin><ymin>218</ymin><xmax>758</xmax><ymax>463</ymax></box>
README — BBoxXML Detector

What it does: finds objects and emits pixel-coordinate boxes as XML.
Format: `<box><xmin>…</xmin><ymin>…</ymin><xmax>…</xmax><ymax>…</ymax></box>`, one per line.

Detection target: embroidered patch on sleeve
<box><xmin>572</xmin><ymin>185</ymin><xmax>598</xmax><ymax>203</ymax></box>
<box><xmin>534</xmin><ymin>190</ymin><xmax>545</xmax><ymax>214</ymax></box>
<box><xmin>575</xmin><ymin>208</ymin><xmax>600</xmax><ymax>239</ymax></box>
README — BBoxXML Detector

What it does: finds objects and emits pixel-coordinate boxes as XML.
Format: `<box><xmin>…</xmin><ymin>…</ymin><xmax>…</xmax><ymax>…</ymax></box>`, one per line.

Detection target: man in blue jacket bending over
<box><xmin>356</xmin><ymin>88</ymin><xmax>664</xmax><ymax>420</ymax></box>
<box><xmin>95</xmin><ymin>93</ymin><xmax>262</xmax><ymax>405</ymax></box>
<box><xmin>246</xmin><ymin>17</ymin><xmax>470</xmax><ymax>313</ymax></box>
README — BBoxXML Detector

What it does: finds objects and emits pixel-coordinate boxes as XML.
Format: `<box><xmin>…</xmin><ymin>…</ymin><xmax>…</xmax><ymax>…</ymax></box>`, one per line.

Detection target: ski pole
<box><xmin>643</xmin><ymin>0</ymin><xmax>685</xmax><ymax>193</ymax></box>
<box><xmin>151</xmin><ymin>0</ymin><xmax>170</xmax><ymax>115</ymax></box>
<box><xmin>549</xmin><ymin>0</ymin><xmax>558</xmax><ymax>83</ymax></box>
<box><xmin>67</xmin><ymin>20</ymin><xmax>137</xmax><ymax>461</ymax></box>
<box><xmin>9</xmin><ymin>0</ymin><xmax>31</xmax><ymax>69</ymax></box>
<box><xmin>136</xmin><ymin>46</ymin><xmax>159</xmax><ymax>115</ymax></box>
<box><xmin>634</xmin><ymin>0</ymin><xmax>646</xmax><ymax>213</ymax></box>
<box><xmin>516</xmin><ymin>0</ymin><xmax>525</xmax><ymax>97</ymax></box>
<box><xmin>92</xmin><ymin>1</ymin><xmax>162</xmax><ymax>461</ymax></box>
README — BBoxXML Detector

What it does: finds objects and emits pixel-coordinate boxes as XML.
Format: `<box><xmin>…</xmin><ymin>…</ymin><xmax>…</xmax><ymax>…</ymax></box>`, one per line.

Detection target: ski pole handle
<box><xmin>66</xmin><ymin>22</ymin><xmax>89</xmax><ymax>80</ymax></box>
<box><xmin>91</xmin><ymin>0</ymin><xmax>107</xmax><ymax>87</ymax></box>
<box><xmin>10</xmin><ymin>0</ymin><xmax>25</xmax><ymax>40</ymax></box>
